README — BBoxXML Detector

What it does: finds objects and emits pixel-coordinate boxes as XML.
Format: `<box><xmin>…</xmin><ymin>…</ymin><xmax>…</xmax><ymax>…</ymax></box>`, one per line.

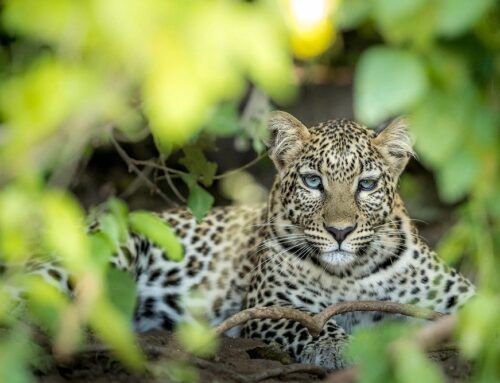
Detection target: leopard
<box><xmin>30</xmin><ymin>111</ymin><xmax>475</xmax><ymax>370</ymax></box>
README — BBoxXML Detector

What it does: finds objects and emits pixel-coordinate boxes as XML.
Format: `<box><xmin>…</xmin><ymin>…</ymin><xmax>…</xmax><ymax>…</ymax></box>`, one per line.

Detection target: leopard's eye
<box><xmin>358</xmin><ymin>178</ymin><xmax>377</xmax><ymax>191</ymax></box>
<box><xmin>302</xmin><ymin>174</ymin><xmax>323</xmax><ymax>190</ymax></box>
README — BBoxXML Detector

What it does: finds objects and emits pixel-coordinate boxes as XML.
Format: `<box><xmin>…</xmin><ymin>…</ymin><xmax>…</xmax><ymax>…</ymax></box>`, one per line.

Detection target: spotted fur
<box><xmin>33</xmin><ymin>111</ymin><xmax>475</xmax><ymax>369</ymax></box>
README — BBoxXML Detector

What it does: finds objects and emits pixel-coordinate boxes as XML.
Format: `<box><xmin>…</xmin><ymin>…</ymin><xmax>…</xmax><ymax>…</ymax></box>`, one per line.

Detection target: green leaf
<box><xmin>347</xmin><ymin>323</ymin><xmax>411</xmax><ymax>383</ymax></box>
<box><xmin>26</xmin><ymin>276</ymin><xmax>69</xmax><ymax>336</ymax></box>
<box><xmin>372</xmin><ymin>0</ymin><xmax>438</xmax><ymax>46</ymax></box>
<box><xmin>437</xmin><ymin>222</ymin><xmax>471</xmax><ymax>265</ymax></box>
<box><xmin>90</xmin><ymin>297</ymin><xmax>144</xmax><ymax>369</ymax></box>
<box><xmin>437</xmin><ymin>0</ymin><xmax>494</xmax><ymax>37</ymax></box>
<box><xmin>128</xmin><ymin>211</ymin><xmax>183</xmax><ymax>261</ymax></box>
<box><xmin>205</xmin><ymin>102</ymin><xmax>240</xmax><ymax>136</ymax></box>
<box><xmin>176</xmin><ymin>321</ymin><xmax>219</xmax><ymax>357</ymax></box>
<box><xmin>42</xmin><ymin>191</ymin><xmax>90</xmax><ymax>273</ymax></box>
<box><xmin>179</xmin><ymin>144</ymin><xmax>218</xmax><ymax>187</ymax></box>
<box><xmin>354</xmin><ymin>47</ymin><xmax>428</xmax><ymax>125</ymax></box>
<box><xmin>105</xmin><ymin>268</ymin><xmax>137</xmax><ymax>320</ymax></box>
<box><xmin>98</xmin><ymin>213</ymin><xmax>121</xmax><ymax>249</ymax></box>
<box><xmin>436</xmin><ymin>149</ymin><xmax>480</xmax><ymax>202</ymax></box>
<box><xmin>181</xmin><ymin>174</ymin><xmax>214</xmax><ymax>222</ymax></box>
<box><xmin>410</xmin><ymin>90</ymin><xmax>471</xmax><ymax>166</ymax></box>
<box><xmin>107</xmin><ymin>198</ymin><xmax>129</xmax><ymax>243</ymax></box>
<box><xmin>88</xmin><ymin>231</ymin><xmax>115</xmax><ymax>270</ymax></box>
<box><xmin>0</xmin><ymin>329</ymin><xmax>34</xmax><ymax>383</ymax></box>
<box><xmin>392</xmin><ymin>339</ymin><xmax>444</xmax><ymax>383</ymax></box>
<box><xmin>336</xmin><ymin>0</ymin><xmax>372</xmax><ymax>29</ymax></box>
<box><xmin>457</xmin><ymin>293</ymin><xmax>499</xmax><ymax>358</ymax></box>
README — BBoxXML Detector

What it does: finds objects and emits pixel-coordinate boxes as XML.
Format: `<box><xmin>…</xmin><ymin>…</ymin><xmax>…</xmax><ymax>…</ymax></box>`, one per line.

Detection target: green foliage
<box><xmin>106</xmin><ymin>268</ymin><xmax>137</xmax><ymax>320</ymax></box>
<box><xmin>181</xmin><ymin>175</ymin><xmax>215</xmax><ymax>223</ymax></box>
<box><xmin>176</xmin><ymin>321</ymin><xmax>219</xmax><ymax>358</ymax></box>
<box><xmin>129</xmin><ymin>211</ymin><xmax>183</xmax><ymax>262</ymax></box>
<box><xmin>355</xmin><ymin>47</ymin><xmax>428</xmax><ymax>125</ymax></box>
<box><xmin>348</xmin><ymin>324</ymin><xmax>444</xmax><ymax>383</ymax></box>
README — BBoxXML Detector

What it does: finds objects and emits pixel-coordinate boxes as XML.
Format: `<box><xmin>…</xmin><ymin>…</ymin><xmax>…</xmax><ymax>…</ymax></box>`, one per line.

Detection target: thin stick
<box><xmin>159</xmin><ymin>156</ymin><xmax>186</xmax><ymax>203</ymax></box>
<box><xmin>111</xmin><ymin>136</ymin><xmax>177</xmax><ymax>207</ymax></box>
<box><xmin>216</xmin><ymin>301</ymin><xmax>444</xmax><ymax>337</ymax></box>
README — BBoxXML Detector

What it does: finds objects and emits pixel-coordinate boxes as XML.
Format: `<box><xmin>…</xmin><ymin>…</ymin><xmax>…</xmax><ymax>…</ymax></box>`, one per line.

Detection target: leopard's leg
<box><xmin>241</xmin><ymin>316</ymin><xmax>349</xmax><ymax>370</ymax></box>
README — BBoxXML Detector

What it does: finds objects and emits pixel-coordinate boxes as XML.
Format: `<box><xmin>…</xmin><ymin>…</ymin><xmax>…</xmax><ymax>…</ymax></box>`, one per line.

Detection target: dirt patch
<box><xmin>36</xmin><ymin>331</ymin><xmax>471</xmax><ymax>383</ymax></box>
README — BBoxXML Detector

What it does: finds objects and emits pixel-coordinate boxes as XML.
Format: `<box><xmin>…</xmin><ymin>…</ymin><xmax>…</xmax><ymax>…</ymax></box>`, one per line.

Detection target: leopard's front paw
<box><xmin>299</xmin><ymin>339</ymin><xmax>348</xmax><ymax>370</ymax></box>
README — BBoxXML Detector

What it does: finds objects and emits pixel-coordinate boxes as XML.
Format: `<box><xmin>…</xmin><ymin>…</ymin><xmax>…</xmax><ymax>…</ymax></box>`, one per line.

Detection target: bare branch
<box><xmin>111</xmin><ymin>135</ymin><xmax>178</xmax><ymax>207</ymax></box>
<box><xmin>216</xmin><ymin>301</ymin><xmax>444</xmax><ymax>337</ymax></box>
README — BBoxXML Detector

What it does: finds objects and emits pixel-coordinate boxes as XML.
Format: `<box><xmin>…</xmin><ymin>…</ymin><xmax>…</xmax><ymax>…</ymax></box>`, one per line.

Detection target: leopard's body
<box><xmin>34</xmin><ymin>112</ymin><xmax>475</xmax><ymax>369</ymax></box>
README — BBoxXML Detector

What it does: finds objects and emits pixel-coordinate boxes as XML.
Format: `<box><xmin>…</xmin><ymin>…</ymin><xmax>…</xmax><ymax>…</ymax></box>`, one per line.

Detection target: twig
<box><xmin>159</xmin><ymin>156</ymin><xmax>186</xmax><ymax>203</ymax></box>
<box><xmin>216</xmin><ymin>301</ymin><xmax>444</xmax><ymax>337</ymax></box>
<box><xmin>212</xmin><ymin>153</ymin><xmax>266</xmax><ymax>180</ymax></box>
<box><xmin>120</xmin><ymin>163</ymin><xmax>154</xmax><ymax>199</ymax></box>
<box><xmin>111</xmin><ymin>136</ymin><xmax>177</xmax><ymax>207</ymax></box>
<box><xmin>136</xmin><ymin>154</ymin><xmax>266</xmax><ymax>182</ymax></box>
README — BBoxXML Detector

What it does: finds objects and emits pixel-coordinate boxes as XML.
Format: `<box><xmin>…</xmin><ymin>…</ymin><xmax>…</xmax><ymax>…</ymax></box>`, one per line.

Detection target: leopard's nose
<box><xmin>325</xmin><ymin>224</ymin><xmax>356</xmax><ymax>244</ymax></box>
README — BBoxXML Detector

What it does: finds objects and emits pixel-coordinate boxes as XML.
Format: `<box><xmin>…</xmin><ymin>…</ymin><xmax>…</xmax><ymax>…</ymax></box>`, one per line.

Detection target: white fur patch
<box><xmin>320</xmin><ymin>251</ymin><xmax>356</xmax><ymax>266</ymax></box>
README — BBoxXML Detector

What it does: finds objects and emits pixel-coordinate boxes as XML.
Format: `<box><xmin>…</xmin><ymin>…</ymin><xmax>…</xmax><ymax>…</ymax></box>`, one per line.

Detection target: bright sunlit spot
<box><xmin>284</xmin><ymin>0</ymin><xmax>336</xmax><ymax>58</ymax></box>
<box><xmin>289</xmin><ymin>0</ymin><xmax>329</xmax><ymax>28</ymax></box>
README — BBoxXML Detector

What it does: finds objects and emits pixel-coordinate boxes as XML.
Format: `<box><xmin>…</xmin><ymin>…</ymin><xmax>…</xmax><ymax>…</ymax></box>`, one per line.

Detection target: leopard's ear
<box><xmin>268</xmin><ymin>111</ymin><xmax>310</xmax><ymax>170</ymax></box>
<box><xmin>373</xmin><ymin>117</ymin><xmax>414</xmax><ymax>177</ymax></box>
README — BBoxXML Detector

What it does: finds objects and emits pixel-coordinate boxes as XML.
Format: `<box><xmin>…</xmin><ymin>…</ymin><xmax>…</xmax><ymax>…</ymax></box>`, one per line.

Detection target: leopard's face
<box><xmin>268</xmin><ymin>112</ymin><xmax>413</xmax><ymax>270</ymax></box>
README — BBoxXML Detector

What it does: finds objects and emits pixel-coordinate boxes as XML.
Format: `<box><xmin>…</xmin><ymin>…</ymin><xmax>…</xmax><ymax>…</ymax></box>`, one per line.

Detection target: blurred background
<box><xmin>0</xmin><ymin>1</ymin><xmax>498</xmax><ymax>382</ymax></box>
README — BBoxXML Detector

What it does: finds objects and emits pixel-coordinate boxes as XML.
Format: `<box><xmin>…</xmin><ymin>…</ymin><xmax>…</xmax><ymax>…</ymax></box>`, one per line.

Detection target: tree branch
<box><xmin>216</xmin><ymin>301</ymin><xmax>444</xmax><ymax>337</ymax></box>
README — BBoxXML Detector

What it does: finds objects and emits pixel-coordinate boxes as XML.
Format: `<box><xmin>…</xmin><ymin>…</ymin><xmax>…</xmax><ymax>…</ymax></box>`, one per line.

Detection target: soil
<box><xmin>36</xmin><ymin>331</ymin><xmax>472</xmax><ymax>383</ymax></box>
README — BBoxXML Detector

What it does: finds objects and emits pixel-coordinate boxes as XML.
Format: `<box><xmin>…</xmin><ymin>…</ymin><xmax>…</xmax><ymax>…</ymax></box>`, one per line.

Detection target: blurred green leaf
<box><xmin>42</xmin><ymin>191</ymin><xmax>90</xmax><ymax>273</ymax></box>
<box><xmin>437</xmin><ymin>222</ymin><xmax>471</xmax><ymax>264</ymax></box>
<box><xmin>0</xmin><ymin>329</ymin><xmax>34</xmax><ymax>383</ymax></box>
<box><xmin>457</xmin><ymin>293</ymin><xmax>499</xmax><ymax>358</ymax></box>
<box><xmin>90</xmin><ymin>297</ymin><xmax>144</xmax><ymax>369</ymax></box>
<box><xmin>181</xmin><ymin>175</ymin><xmax>214</xmax><ymax>222</ymax></box>
<box><xmin>129</xmin><ymin>211</ymin><xmax>183</xmax><ymax>262</ymax></box>
<box><xmin>107</xmin><ymin>198</ymin><xmax>129</xmax><ymax>244</ymax></box>
<box><xmin>372</xmin><ymin>0</ymin><xmax>437</xmax><ymax>46</ymax></box>
<box><xmin>336</xmin><ymin>0</ymin><xmax>372</xmax><ymax>29</ymax></box>
<box><xmin>205</xmin><ymin>102</ymin><xmax>240</xmax><ymax>136</ymax></box>
<box><xmin>179</xmin><ymin>145</ymin><xmax>218</xmax><ymax>187</ymax></box>
<box><xmin>98</xmin><ymin>213</ymin><xmax>121</xmax><ymax>250</ymax></box>
<box><xmin>355</xmin><ymin>47</ymin><xmax>428</xmax><ymax>125</ymax></box>
<box><xmin>410</xmin><ymin>90</ymin><xmax>470</xmax><ymax>166</ymax></box>
<box><xmin>436</xmin><ymin>0</ymin><xmax>494</xmax><ymax>37</ymax></box>
<box><xmin>26</xmin><ymin>276</ymin><xmax>68</xmax><ymax>336</ymax></box>
<box><xmin>88</xmin><ymin>231</ymin><xmax>115</xmax><ymax>270</ymax></box>
<box><xmin>392</xmin><ymin>339</ymin><xmax>444</xmax><ymax>383</ymax></box>
<box><xmin>176</xmin><ymin>321</ymin><xmax>219</xmax><ymax>358</ymax></box>
<box><xmin>105</xmin><ymin>268</ymin><xmax>137</xmax><ymax>320</ymax></box>
<box><xmin>347</xmin><ymin>323</ymin><xmax>412</xmax><ymax>383</ymax></box>
<box><xmin>436</xmin><ymin>148</ymin><xmax>480</xmax><ymax>202</ymax></box>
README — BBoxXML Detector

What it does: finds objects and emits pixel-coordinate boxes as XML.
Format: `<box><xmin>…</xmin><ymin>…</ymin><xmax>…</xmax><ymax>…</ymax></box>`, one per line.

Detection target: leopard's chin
<box><xmin>319</xmin><ymin>250</ymin><xmax>356</xmax><ymax>267</ymax></box>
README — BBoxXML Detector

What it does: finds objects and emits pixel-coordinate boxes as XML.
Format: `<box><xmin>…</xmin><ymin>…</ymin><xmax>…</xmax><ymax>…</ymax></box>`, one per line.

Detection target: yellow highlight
<box><xmin>283</xmin><ymin>0</ymin><xmax>338</xmax><ymax>59</ymax></box>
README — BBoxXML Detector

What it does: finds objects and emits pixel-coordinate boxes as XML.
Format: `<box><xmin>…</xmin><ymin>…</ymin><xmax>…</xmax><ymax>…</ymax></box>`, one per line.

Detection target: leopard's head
<box><xmin>267</xmin><ymin>111</ymin><xmax>414</xmax><ymax>271</ymax></box>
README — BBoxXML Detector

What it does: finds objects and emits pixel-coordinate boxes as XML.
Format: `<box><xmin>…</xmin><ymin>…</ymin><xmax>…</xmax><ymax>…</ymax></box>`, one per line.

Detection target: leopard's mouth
<box><xmin>319</xmin><ymin>250</ymin><xmax>356</xmax><ymax>266</ymax></box>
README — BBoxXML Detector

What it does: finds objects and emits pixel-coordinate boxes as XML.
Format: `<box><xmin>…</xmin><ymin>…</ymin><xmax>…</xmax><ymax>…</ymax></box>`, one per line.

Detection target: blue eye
<box><xmin>358</xmin><ymin>178</ymin><xmax>377</xmax><ymax>191</ymax></box>
<box><xmin>302</xmin><ymin>174</ymin><xmax>323</xmax><ymax>190</ymax></box>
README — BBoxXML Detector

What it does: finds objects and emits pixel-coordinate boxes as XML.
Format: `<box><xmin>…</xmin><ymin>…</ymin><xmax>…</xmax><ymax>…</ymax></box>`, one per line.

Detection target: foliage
<box><xmin>0</xmin><ymin>0</ymin><xmax>498</xmax><ymax>382</ymax></box>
